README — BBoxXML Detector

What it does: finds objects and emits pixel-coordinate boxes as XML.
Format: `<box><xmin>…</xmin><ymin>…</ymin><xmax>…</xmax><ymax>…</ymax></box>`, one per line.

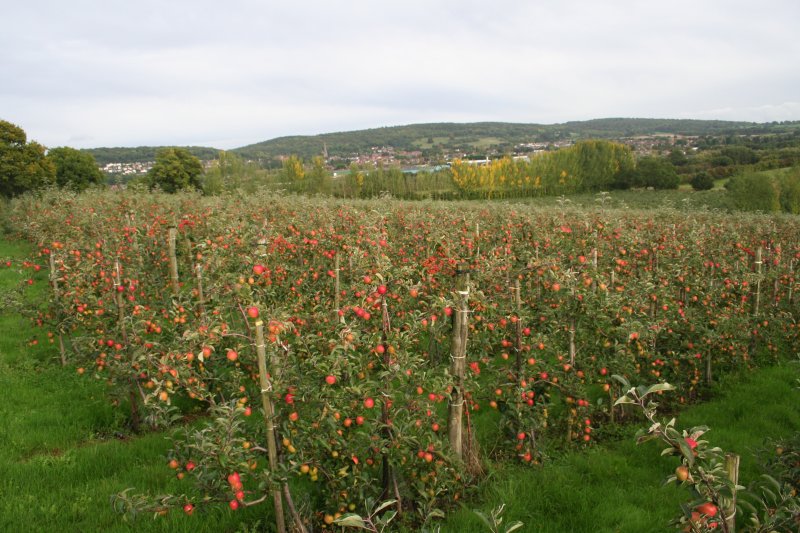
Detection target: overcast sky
<box><xmin>2</xmin><ymin>0</ymin><xmax>799</xmax><ymax>149</ymax></box>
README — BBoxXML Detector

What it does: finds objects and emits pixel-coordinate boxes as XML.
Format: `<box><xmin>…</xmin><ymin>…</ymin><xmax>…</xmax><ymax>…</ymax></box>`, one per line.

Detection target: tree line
<box><xmin>1</xmin><ymin>120</ymin><xmax>104</xmax><ymax>197</ymax></box>
<box><xmin>6</xmin><ymin>118</ymin><xmax>800</xmax><ymax>214</ymax></box>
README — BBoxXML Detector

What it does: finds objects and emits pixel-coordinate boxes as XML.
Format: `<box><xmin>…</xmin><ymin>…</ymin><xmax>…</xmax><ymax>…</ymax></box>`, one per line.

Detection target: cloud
<box><xmin>2</xmin><ymin>0</ymin><xmax>799</xmax><ymax>148</ymax></box>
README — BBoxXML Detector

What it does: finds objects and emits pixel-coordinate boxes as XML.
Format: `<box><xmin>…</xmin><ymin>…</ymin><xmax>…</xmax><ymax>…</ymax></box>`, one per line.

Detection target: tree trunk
<box><xmin>255</xmin><ymin>321</ymin><xmax>286</xmax><ymax>533</ymax></box>
<box><xmin>448</xmin><ymin>264</ymin><xmax>470</xmax><ymax>461</ymax></box>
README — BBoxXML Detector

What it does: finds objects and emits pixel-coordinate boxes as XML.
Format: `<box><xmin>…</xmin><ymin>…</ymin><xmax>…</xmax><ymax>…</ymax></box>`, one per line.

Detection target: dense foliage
<box><xmin>84</xmin><ymin>146</ymin><xmax>220</xmax><ymax>166</ymax></box>
<box><xmin>726</xmin><ymin>167</ymin><xmax>800</xmax><ymax>214</ymax></box>
<box><xmin>448</xmin><ymin>141</ymin><xmax>635</xmax><ymax>198</ymax></box>
<box><xmin>48</xmin><ymin>146</ymin><xmax>105</xmax><ymax>192</ymax></box>
<box><xmin>145</xmin><ymin>148</ymin><xmax>204</xmax><ymax>193</ymax></box>
<box><xmin>0</xmin><ymin>120</ymin><xmax>55</xmax><ymax>197</ymax></box>
<box><xmin>6</xmin><ymin>189</ymin><xmax>799</xmax><ymax>530</ymax></box>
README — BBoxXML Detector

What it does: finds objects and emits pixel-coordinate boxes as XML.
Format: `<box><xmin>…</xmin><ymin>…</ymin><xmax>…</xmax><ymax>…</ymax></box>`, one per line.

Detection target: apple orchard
<box><xmin>6</xmin><ymin>189</ymin><xmax>799</xmax><ymax>530</ymax></box>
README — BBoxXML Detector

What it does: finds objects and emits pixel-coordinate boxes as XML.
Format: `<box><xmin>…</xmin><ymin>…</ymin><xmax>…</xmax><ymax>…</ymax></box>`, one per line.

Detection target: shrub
<box><xmin>726</xmin><ymin>173</ymin><xmax>781</xmax><ymax>212</ymax></box>
<box><xmin>691</xmin><ymin>171</ymin><xmax>715</xmax><ymax>191</ymax></box>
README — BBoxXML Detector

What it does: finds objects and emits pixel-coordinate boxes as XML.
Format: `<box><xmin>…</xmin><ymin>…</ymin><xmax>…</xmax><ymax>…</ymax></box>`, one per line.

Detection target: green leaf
<box><xmin>614</xmin><ymin>395</ymin><xmax>635</xmax><ymax>406</ymax></box>
<box><xmin>610</xmin><ymin>374</ymin><xmax>630</xmax><ymax>388</ymax></box>
<box><xmin>334</xmin><ymin>513</ymin><xmax>367</xmax><ymax>528</ymax></box>
<box><xmin>505</xmin><ymin>521</ymin><xmax>525</xmax><ymax>533</ymax></box>
<box><xmin>379</xmin><ymin>510</ymin><xmax>398</xmax><ymax>525</ymax></box>
<box><xmin>373</xmin><ymin>499</ymin><xmax>398</xmax><ymax>515</ymax></box>
<box><xmin>472</xmin><ymin>510</ymin><xmax>493</xmax><ymax>529</ymax></box>
<box><xmin>677</xmin><ymin>440</ymin><xmax>695</xmax><ymax>467</ymax></box>
<box><xmin>644</xmin><ymin>382</ymin><xmax>675</xmax><ymax>395</ymax></box>
<box><xmin>426</xmin><ymin>508</ymin><xmax>446</xmax><ymax>521</ymax></box>
<box><xmin>636</xmin><ymin>433</ymin><xmax>658</xmax><ymax>445</ymax></box>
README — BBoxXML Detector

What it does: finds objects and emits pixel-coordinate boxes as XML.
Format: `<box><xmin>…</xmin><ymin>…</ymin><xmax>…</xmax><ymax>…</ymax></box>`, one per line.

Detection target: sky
<box><xmin>2</xmin><ymin>0</ymin><xmax>799</xmax><ymax>150</ymax></box>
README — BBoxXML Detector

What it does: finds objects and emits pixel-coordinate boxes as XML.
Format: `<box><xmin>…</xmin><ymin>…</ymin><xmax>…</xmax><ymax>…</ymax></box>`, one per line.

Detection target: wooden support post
<box><xmin>608</xmin><ymin>385</ymin><xmax>616</xmax><ymax>425</ymax></box>
<box><xmin>195</xmin><ymin>263</ymin><xmax>206</xmax><ymax>321</ymax></box>
<box><xmin>513</xmin><ymin>278</ymin><xmax>522</xmax><ymax>380</ymax></box>
<box><xmin>167</xmin><ymin>227</ymin><xmax>180</xmax><ymax>296</ymax></box>
<box><xmin>333</xmin><ymin>254</ymin><xmax>343</xmax><ymax>323</ymax></box>
<box><xmin>379</xmin><ymin>296</ymin><xmax>402</xmax><ymax>512</ymax></box>
<box><xmin>474</xmin><ymin>222</ymin><xmax>481</xmax><ymax>259</ymax></box>
<box><xmin>724</xmin><ymin>453</ymin><xmax>740</xmax><ymax>533</ymax></box>
<box><xmin>448</xmin><ymin>263</ymin><xmax>470</xmax><ymax>461</ymax></box>
<box><xmin>255</xmin><ymin>320</ymin><xmax>286</xmax><ymax>533</ymax></box>
<box><xmin>772</xmin><ymin>278</ymin><xmax>780</xmax><ymax>308</ymax></box>
<box><xmin>49</xmin><ymin>253</ymin><xmax>67</xmax><ymax>366</ymax></box>
<box><xmin>114</xmin><ymin>259</ymin><xmax>140</xmax><ymax>432</ymax></box>
<box><xmin>568</xmin><ymin>318</ymin><xmax>576</xmax><ymax>368</ymax></box>
<box><xmin>753</xmin><ymin>247</ymin><xmax>762</xmax><ymax>317</ymax></box>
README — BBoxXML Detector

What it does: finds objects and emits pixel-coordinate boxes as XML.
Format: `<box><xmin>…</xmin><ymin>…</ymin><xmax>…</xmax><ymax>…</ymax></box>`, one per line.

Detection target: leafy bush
<box><xmin>691</xmin><ymin>171</ymin><xmax>715</xmax><ymax>191</ymax></box>
<box><xmin>634</xmin><ymin>156</ymin><xmax>680</xmax><ymax>189</ymax></box>
<box><xmin>778</xmin><ymin>167</ymin><xmax>800</xmax><ymax>214</ymax></box>
<box><xmin>726</xmin><ymin>173</ymin><xmax>781</xmax><ymax>212</ymax></box>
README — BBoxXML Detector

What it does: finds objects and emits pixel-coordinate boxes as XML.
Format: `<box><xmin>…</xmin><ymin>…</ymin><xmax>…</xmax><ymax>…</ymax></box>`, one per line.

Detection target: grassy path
<box><xmin>0</xmin><ymin>239</ymin><xmax>266</xmax><ymax>532</ymax></box>
<box><xmin>443</xmin><ymin>364</ymin><xmax>799</xmax><ymax>532</ymax></box>
<box><xmin>1</xmin><ymin>237</ymin><xmax>797</xmax><ymax>532</ymax></box>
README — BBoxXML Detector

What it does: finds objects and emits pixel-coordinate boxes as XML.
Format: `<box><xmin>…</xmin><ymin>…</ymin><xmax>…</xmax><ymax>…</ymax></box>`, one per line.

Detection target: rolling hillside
<box><xmin>83</xmin><ymin>118</ymin><xmax>800</xmax><ymax>164</ymax></box>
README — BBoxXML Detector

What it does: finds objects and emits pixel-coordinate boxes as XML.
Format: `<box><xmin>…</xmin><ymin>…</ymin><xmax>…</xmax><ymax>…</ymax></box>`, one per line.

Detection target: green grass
<box><xmin>1</xmin><ymin>237</ymin><xmax>798</xmax><ymax>532</ymax></box>
<box><xmin>441</xmin><ymin>364</ymin><xmax>800</xmax><ymax>532</ymax></box>
<box><xmin>494</xmin><ymin>187</ymin><xmax>733</xmax><ymax>212</ymax></box>
<box><xmin>0</xmin><ymin>239</ymin><xmax>272</xmax><ymax>532</ymax></box>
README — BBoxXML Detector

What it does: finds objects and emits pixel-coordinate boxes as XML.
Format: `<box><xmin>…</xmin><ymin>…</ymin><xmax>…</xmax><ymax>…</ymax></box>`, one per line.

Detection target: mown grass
<box><xmin>1</xmin><ymin>236</ymin><xmax>798</xmax><ymax>533</ymax></box>
<box><xmin>496</xmin><ymin>187</ymin><xmax>733</xmax><ymax>212</ymax></box>
<box><xmin>0</xmin><ymin>239</ymin><xmax>271</xmax><ymax>532</ymax></box>
<box><xmin>443</xmin><ymin>364</ymin><xmax>800</xmax><ymax>532</ymax></box>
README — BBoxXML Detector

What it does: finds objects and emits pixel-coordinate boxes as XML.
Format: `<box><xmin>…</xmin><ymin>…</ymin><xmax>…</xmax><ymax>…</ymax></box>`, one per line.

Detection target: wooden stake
<box><xmin>49</xmin><ymin>253</ymin><xmax>67</xmax><ymax>366</ymax></box>
<box><xmin>568</xmin><ymin>318</ymin><xmax>576</xmax><ymax>368</ymax></box>
<box><xmin>772</xmin><ymin>278</ymin><xmax>779</xmax><ymax>308</ymax></box>
<box><xmin>115</xmin><ymin>259</ymin><xmax>140</xmax><ymax>432</ymax></box>
<box><xmin>333</xmin><ymin>254</ymin><xmax>343</xmax><ymax>323</ymax></box>
<box><xmin>475</xmin><ymin>222</ymin><xmax>480</xmax><ymax>259</ymax></box>
<box><xmin>195</xmin><ymin>264</ymin><xmax>206</xmax><ymax>321</ymax></box>
<box><xmin>753</xmin><ymin>247</ymin><xmax>763</xmax><ymax>316</ymax></box>
<box><xmin>513</xmin><ymin>278</ymin><xmax>522</xmax><ymax>380</ymax></box>
<box><xmin>448</xmin><ymin>263</ymin><xmax>470</xmax><ymax>461</ymax></box>
<box><xmin>379</xmin><ymin>296</ymin><xmax>402</xmax><ymax>512</ymax></box>
<box><xmin>724</xmin><ymin>453</ymin><xmax>740</xmax><ymax>533</ymax></box>
<box><xmin>167</xmin><ymin>227</ymin><xmax>179</xmax><ymax>296</ymax></box>
<box><xmin>255</xmin><ymin>321</ymin><xmax>286</xmax><ymax>533</ymax></box>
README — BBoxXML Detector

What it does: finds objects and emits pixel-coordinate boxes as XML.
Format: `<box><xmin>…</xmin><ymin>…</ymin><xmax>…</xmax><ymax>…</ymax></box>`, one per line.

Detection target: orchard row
<box><xmin>5</xmin><ymin>189</ymin><xmax>800</xmax><ymax>530</ymax></box>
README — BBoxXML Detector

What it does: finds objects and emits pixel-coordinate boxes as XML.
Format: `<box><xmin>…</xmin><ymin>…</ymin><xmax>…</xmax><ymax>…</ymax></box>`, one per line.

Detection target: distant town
<box><xmin>100</xmin><ymin>133</ymin><xmax>693</xmax><ymax>176</ymax></box>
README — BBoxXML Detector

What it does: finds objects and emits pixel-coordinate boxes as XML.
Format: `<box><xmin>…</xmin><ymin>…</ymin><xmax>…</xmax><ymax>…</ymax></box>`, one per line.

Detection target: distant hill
<box><xmin>85</xmin><ymin>146</ymin><xmax>220</xmax><ymax>166</ymax></box>
<box><xmin>84</xmin><ymin>118</ymin><xmax>800</xmax><ymax>164</ymax></box>
<box><xmin>234</xmin><ymin>118</ymin><xmax>800</xmax><ymax>160</ymax></box>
